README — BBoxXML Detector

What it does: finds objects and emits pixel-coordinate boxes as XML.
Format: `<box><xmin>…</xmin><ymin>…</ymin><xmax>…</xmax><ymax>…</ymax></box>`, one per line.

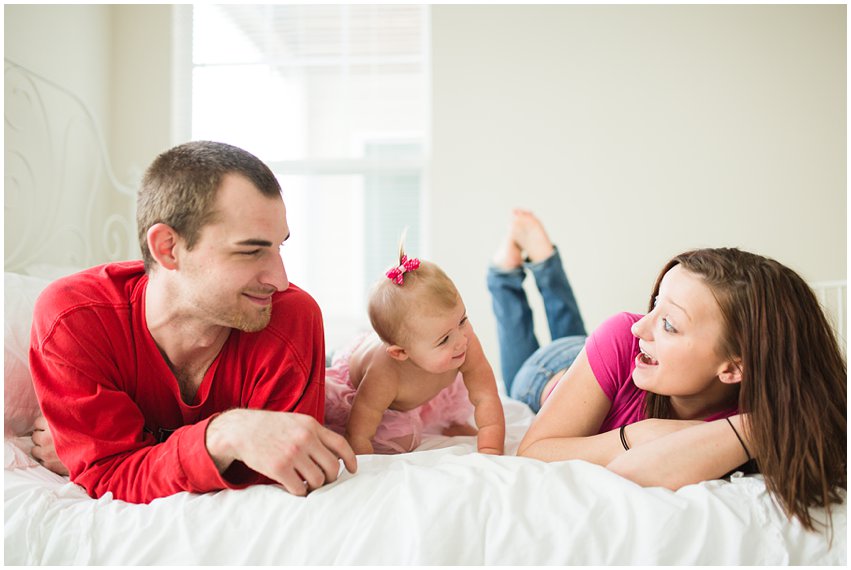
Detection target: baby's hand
<box><xmin>442</xmin><ymin>423</ymin><xmax>478</xmax><ymax>437</ymax></box>
<box><xmin>347</xmin><ymin>435</ymin><xmax>375</xmax><ymax>455</ymax></box>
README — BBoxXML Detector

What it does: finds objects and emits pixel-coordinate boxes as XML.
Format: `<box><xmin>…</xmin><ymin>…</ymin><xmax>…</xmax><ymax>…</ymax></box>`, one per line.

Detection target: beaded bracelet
<box><xmin>725</xmin><ymin>417</ymin><xmax>752</xmax><ymax>461</ymax></box>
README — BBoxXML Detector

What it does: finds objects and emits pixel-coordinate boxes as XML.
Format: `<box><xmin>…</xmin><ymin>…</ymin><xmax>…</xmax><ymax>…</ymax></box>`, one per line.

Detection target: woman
<box><xmin>488</xmin><ymin>209</ymin><xmax>846</xmax><ymax>532</ymax></box>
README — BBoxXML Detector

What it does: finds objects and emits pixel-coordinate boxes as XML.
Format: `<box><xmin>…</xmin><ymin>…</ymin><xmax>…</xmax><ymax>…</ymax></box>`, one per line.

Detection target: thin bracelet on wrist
<box><xmin>619</xmin><ymin>424</ymin><xmax>630</xmax><ymax>451</ymax></box>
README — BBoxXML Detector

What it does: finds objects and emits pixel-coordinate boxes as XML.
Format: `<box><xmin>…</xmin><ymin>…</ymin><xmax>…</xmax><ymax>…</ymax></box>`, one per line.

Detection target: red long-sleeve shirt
<box><xmin>30</xmin><ymin>261</ymin><xmax>325</xmax><ymax>504</ymax></box>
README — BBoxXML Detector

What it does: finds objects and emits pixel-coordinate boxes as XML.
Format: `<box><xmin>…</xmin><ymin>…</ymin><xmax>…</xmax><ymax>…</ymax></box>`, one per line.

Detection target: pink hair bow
<box><xmin>386</xmin><ymin>255</ymin><xmax>421</xmax><ymax>285</ymax></box>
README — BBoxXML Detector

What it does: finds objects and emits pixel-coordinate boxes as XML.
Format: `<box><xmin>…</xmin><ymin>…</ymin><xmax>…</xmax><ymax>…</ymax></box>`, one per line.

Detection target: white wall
<box><xmin>430</xmin><ymin>5</ymin><xmax>846</xmax><ymax>376</ymax></box>
<box><xmin>4</xmin><ymin>4</ymin><xmax>175</xmax><ymax>270</ymax></box>
<box><xmin>4</xmin><ymin>5</ymin><xmax>846</xmax><ymax>376</ymax></box>
<box><xmin>5</xmin><ymin>4</ymin><xmax>174</xmax><ymax>178</ymax></box>
<box><xmin>109</xmin><ymin>5</ymin><xmax>176</xmax><ymax>183</ymax></box>
<box><xmin>5</xmin><ymin>5</ymin><xmax>112</xmax><ymax>127</ymax></box>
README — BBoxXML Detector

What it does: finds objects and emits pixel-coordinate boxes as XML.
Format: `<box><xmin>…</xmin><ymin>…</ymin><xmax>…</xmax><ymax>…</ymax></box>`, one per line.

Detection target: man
<box><xmin>29</xmin><ymin>141</ymin><xmax>357</xmax><ymax>504</ymax></box>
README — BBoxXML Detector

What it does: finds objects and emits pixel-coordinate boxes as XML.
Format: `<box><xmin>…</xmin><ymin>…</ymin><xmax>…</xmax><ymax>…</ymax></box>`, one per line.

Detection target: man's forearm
<box><xmin>205</xmin><ymin>409</ymin><xmax>243</xmax><ymax>473</ymax></box>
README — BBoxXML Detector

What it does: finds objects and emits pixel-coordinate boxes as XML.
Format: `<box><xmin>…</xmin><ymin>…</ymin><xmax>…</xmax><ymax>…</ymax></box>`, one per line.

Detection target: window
<box><xmin>189</xmin><ymin>4</ymin><xmax>430</xmax><ymax>349</ymax></box>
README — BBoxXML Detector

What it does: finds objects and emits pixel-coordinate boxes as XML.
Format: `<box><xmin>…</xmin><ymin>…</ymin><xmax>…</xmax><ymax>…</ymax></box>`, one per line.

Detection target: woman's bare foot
<box><xmin>511</xmin><ymin>209</ymin><xmax>554</xmax><ymax>262</ymax></box>
<box><xmin>492</xmin><ymin>217</ymin><xmax>524</xmax><ymax>270</ymax></box>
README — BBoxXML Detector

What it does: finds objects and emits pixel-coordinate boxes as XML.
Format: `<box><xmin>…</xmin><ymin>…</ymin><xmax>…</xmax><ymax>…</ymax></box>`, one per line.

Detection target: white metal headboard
<box><xmin>4</xmin><ymin>59</ymin><xmax>137</xmax><ymax>274</ymax></box>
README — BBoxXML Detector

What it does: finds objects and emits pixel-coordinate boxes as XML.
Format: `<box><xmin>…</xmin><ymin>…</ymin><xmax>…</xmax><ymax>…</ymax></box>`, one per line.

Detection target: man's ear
<box><xmin>718</xmin><ymin>358</ymin><xmax>743</xmax><ymax>384</ymax></box>
<box><xmin>385</xmin><ymin>344</ymin><xmax>409</xmax><ymax>361</ymax></box>
<box><xmin>147</xmin><ymin>223</ymin><xmax>180</xmax><ymax>271</ymax></box>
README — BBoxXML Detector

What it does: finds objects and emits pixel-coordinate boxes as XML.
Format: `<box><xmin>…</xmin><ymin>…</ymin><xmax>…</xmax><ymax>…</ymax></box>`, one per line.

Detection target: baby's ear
<box><xmin>386</xmin><ymin>344</ymin><xmax>409</xmax><ymax>361</ymax></box>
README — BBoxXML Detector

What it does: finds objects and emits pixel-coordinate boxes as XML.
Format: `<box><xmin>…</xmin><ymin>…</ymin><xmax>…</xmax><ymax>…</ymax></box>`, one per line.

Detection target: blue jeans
<box><xmin>486</xmin><ymin>248</ymin><xmax>587</xmax><ymax>412</ymax></box>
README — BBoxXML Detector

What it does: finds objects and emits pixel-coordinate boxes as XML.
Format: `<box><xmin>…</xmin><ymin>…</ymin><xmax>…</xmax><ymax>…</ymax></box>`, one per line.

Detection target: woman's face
<box><xmin>630</xmin><ymin>265</ymin><xmax>733</xmax><ymax>403</ymax></box>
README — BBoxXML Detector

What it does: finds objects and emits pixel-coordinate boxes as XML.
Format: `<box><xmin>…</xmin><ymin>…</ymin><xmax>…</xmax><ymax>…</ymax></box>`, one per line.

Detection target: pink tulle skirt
<box><xmin>324</xmin><ymin>333</ymin><xmax>475</xmax><ymax>454</ymax></box>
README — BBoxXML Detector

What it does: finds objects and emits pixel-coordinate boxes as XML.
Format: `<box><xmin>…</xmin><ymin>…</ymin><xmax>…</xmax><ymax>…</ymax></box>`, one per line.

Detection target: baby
<box><xmin>324</xmin><ymin>251</ymin><xmax>505</xmax><ymax>455</ymax></box>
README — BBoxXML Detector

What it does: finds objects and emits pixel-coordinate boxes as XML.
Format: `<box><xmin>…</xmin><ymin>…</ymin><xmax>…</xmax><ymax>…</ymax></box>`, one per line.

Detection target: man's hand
<box><xmin>31</xmin><ymin>415</ymin><xmax>70</xmax><ymax>476</ymax></box>
<box><xmin>206</xmin><ymin>409</ymin><xmax>357</xmax><ymax>497</ymax></box>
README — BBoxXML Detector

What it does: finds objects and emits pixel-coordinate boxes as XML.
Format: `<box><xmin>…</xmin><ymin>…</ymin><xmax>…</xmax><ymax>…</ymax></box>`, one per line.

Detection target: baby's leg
<box><xmin>386</xmin><ymin>433</ymin><xmax>416</xmax><ymax>452</ymax></box>
<box><xmin>372</xmin><ymin>409</ymin><xmax>423</xmax><ymax>453</ymax></box>
<box><xmin>442</xmin><ymin>423</ymin><xmax>478</xmax><ymax>437</ymax></box>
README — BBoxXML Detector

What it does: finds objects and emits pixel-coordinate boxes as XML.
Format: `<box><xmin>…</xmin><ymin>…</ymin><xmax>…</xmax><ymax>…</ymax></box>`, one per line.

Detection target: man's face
<box><xmin>177</xmin><ymin>173</ymin><xmax>290</xmax><ymax>332</ymax></box>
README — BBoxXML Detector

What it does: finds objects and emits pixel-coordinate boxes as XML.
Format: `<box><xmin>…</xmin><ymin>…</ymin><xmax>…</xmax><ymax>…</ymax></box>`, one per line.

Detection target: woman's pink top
<box><xmin>585</xmin><ymin>312</ymin><xmax>738</xmax><ymax>434</ymax></box>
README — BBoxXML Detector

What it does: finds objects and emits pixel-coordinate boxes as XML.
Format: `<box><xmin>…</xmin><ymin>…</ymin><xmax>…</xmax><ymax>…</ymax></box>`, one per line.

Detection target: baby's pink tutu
<box><xmin>324</xmin><ymin>333</ymin><xmax>475</xmax><ymax>454</ymax></box>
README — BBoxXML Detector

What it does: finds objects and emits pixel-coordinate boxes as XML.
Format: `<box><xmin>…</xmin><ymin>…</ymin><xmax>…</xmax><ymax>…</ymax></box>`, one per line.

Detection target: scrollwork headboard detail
<box><xmin>4</xmin><ymin>58</ymin><xmax>137</xmax><ymax>274</ymax></box>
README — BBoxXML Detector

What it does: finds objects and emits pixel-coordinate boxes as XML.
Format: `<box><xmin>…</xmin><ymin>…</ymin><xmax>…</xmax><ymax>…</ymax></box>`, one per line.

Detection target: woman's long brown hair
<box><xmin>643</xmin><ymin>248</ymin><xmax>846</xmax><ymax>531</ymax></box>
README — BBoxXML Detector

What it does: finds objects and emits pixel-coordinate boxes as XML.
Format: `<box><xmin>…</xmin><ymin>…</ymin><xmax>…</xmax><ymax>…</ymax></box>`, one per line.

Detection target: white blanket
<box><xmin>3</xmin><ymin>399</ymin><xmax>845</xmax><ymax>565</ymax></box>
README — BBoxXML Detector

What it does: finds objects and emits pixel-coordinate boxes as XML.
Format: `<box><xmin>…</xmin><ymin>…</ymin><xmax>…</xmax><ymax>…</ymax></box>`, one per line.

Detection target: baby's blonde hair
<box><xmin>368</xmin><ymin>248</ymin><xmax>460</xmax><ymax>347</ymax></box>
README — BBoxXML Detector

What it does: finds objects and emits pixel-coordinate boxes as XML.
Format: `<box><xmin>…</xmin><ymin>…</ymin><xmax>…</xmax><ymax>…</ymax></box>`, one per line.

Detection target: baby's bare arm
<box><xmin>460</xmin><ymin>329</ymin><xmax>506</xmax><ymax>455</ymax></box>
<box><xmin>346</xmin><ymin>364</ymin><xmax>399</xmax><ymax>455</ymax></box>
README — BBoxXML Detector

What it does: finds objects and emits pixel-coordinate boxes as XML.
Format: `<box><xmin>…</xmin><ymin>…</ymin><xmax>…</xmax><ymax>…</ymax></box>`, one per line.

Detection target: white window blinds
<box><xmin>191</xmin><ymin>4</ymin><xmax>429</xmax><ymax>350</ymax></box>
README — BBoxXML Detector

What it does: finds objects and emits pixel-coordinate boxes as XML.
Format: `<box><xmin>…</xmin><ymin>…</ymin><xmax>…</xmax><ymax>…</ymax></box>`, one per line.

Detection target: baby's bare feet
<box><xmin>511</xmin><ymin>209</ymin><xmax>554</xmax><ymax>263</ymax></box>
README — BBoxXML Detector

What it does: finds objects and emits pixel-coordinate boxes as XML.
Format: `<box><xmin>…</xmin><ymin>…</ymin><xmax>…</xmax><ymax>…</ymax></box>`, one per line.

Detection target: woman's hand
<box><xmin>31</xmin><ymin>415</ymin><xmax>70</xmax><ymax>476</ymax></box>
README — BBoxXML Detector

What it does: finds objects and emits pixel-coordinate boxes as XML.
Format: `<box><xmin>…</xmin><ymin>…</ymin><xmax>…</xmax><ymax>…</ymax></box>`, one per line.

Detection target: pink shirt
<box><xmin>585</xmin><ymin>312</ymin><xmax>737</xmax><ymax>433</ymax></box>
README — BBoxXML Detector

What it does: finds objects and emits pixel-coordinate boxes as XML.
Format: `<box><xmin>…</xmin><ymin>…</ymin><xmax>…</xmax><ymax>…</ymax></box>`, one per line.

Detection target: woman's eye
<box><xmin>662</xmin><ymin>318</ymin><xmax>676</xmax><ymax>333</ymax></box>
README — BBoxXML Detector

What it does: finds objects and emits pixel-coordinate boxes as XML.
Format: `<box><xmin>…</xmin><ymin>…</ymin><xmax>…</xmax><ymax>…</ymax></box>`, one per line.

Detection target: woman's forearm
<box><xmin>522</xmin><ymin>417</ymin><xmax>752</xmax><ymax>489</ymax></box>
<box><xmin>518</xmin><ymin>418</ymin><xmax>703</xmax><ymax>468</ymax></box>
<box><xmin>606</xmin><ymin>418</ymin><xmax>751</xmax><ymax>489</ymax></box>
<box><xmin>518</xmin><ymin>429</ymin><xmax>626</xmax><ymax>465</ymax></box>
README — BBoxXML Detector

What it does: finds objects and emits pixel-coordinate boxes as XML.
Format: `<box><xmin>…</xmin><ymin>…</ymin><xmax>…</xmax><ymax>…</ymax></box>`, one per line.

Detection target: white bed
<box><xmin>4</xmin><ymin>273</ymin><xmax>847</xmax><ymax>565</ymax></box>
<box><xmin>4</xmin><ymin>59</ymin><xmax>846</xmax><ymax>565</ymax></box>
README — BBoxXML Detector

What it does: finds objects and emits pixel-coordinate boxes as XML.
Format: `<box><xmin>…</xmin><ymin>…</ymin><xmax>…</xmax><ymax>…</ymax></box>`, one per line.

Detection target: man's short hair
<box><xmin>136</xmin><ymin>141</ymin><xmax>282</xmax><ymax>272</ymax></box>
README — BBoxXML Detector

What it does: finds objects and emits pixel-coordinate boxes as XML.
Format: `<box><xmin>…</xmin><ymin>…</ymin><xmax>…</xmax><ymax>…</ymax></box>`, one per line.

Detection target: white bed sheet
<box><xmin>4</xmin><ymin>399</ymin><xmax>845</xmax><ymax>565</ymax></box>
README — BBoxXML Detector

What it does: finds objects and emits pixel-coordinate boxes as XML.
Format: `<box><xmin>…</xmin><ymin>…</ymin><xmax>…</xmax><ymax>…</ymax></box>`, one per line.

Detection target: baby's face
<box><xmin>401</xmin><ymin>299</ymin><xmax>470</xmax><ymax>374</ymax></box>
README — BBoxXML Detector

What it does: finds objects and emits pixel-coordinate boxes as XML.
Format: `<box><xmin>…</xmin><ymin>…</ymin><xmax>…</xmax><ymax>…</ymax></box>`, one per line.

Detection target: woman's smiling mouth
<box><xmin>636</xmin><ymin>345</ymin><xmax>658</xmax><ymax>366</ymax></box>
